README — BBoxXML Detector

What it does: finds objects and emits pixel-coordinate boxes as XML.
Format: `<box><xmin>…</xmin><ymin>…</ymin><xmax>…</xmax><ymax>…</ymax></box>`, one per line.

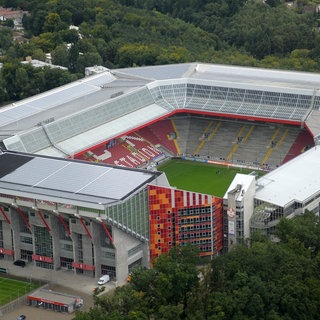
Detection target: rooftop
<box><xmin>1</xmin><ymin>63</ymin><xmax>320</xmax><ymax>156</ymax></box>
<box><xmin>255</xmin><ymin>146</ymin><xmax>320</xmax><ymax>207</ymax></box>
<box><xmin>0</xmin><ymin>151</ymin><xmax>160</xmax><ymax>208</ymax></box>
<box><xmin>223</xmin><ymin>173</ymin><xmax>256</xmax><ymax>202</ymax></box>
<box><xmin>28</xmin><ymin>288</ymin><xmax>81</xmax><ymax>306</ymax></box>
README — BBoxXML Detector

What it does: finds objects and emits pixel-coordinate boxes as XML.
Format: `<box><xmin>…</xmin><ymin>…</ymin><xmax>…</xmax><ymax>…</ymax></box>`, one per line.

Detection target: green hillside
<box><xmin>1</xmin><ymin>0</ymin><xmax>320</xmax><ymax>104</ymax></box>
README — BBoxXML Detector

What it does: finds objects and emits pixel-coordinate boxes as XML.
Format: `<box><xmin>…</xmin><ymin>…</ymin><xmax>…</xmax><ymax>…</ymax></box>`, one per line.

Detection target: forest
<box><xmin>72</xmin><ymin>212</ymin><xmax>320</xmax><ymax>320</ymax></box>
<box><xmin>0</xmin><ymin>0</ymin><xmax>320</xmax><ymax>103</ymax></box>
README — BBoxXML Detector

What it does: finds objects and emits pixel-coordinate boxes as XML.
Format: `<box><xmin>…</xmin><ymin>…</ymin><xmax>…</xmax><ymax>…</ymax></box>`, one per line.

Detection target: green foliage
<box><xmin>0</xmin><ymin>62</ymin><xmax>78</xmax><ymax>101</ymax></box>
<box><xmin>73</xmin><ymin>212</ymin><xmax>320</xmax><ymax>320</ymax></box>
<box><xmin>0</xmin><ymin>27</ymin><xmax>13</xmax><ymax>53</ymax></box>
<box><xmin>93</xmin><ymin>286</ymin><xmax>105</xmax><ymax>296</ymax></box>
<box><xmin>275</xmin><ymin>211</ymin><xmax>320</xmax><ymax>255</ymax></box>
<box><xmin>1</xmin><ymin>0</ymin><xmax>320</xmax><ymax>103</ymax></box>
<box><xmin>223</xmin><ymin>2</ymin><xmax>315</xmax><ymax>59</ymax></box>
<box><xmin>74</xmin><ymin>245</ymin><xmax>200</xmax><ymax>320</ymax></box>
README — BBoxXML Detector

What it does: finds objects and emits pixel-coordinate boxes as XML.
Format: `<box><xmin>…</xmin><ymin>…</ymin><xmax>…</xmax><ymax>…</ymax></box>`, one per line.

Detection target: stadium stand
<box><xmin>263</xmin><ymin>126</ymin><xmax>300</xmax><ymax>167</ymax></box>
<box><xmin>1</xmin><ymin>62</ymin><xmax>320</xmax><ymax>288</ymax></box>
<box><xmin>283</xmin><ymin>128</ymin><xmax>315</xmax><ymax>163</ymax></box>
<box><xmin>169</xmin><ymin>116</ymin><xmax>191</xmax><ymax>155</ymax></box>
<box><xmin>153</xmin><ymin>115</ymin><xmax>308</xmax><ymax>170</ymax></box>
<box><xmin>76</xmin><ymin>135</ymin><xmax>164</xmax><ymax>168</ymax></box>
<box><xmin>2</xmin><ymin>63</ymin><xmax>319</xmax><ymax>161</ymax></box>
<box><xmin>137</xmin><ymin>120</ymin><xmax>178</xmax><ymax>155</ymax></box>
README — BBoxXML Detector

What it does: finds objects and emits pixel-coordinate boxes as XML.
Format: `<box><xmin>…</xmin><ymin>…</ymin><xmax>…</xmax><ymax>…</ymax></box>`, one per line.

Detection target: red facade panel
<box><xmin>0</xmin><ymin>248</ymin><xmax>14</xmax><ymax>255</ymax></box>
<box><xmin>32</xmin><ymin>254</ymin><xmax>53</xmax><ymax>263</ymax></box>
<box><xmin>72</xmin><ymin>262</ymin><xmax>95</xmax><ymax>271</ymax></box>
<box><xmin>148</xmin><ymin>185</ymin><xmax>223</xmax><ymax>263</ymax></box>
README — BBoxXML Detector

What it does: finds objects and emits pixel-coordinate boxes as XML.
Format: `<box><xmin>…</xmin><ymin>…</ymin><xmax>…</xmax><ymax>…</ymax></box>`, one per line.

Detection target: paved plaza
<box><xmin>0</xmin><ymin>260</ymin><xmax>116</xmax><ymax>319</ymax></box>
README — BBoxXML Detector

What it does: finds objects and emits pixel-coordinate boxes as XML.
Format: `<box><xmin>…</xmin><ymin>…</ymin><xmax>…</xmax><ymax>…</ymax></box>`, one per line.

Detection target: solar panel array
<box><xmin>1</xmin><ymin>155</ymin><xmax>156</xmax><ymax>202</ymax></box>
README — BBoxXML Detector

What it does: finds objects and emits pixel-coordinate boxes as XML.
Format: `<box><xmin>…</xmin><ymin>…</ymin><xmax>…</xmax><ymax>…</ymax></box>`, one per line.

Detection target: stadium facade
<box><xmin>1</xmin><ymin>63</ymin><xmax>320</xmax><ymax>282</ymax></box>
<box><xmin>0</xmin><ymin>150</ymin><xmax>222</xmax><ymax>283</ymax></box>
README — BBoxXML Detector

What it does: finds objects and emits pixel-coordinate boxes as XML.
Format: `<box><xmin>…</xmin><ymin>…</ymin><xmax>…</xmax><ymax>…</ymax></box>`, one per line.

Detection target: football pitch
<box><xmin>157</xmin><ymin>159</ymin><xmax>263</xmax><ymax>197</ymax></box>
<box><xmin>0</xmin><ymin>276</ymin><xmax>39</xmax><ymax>306</ymax></box>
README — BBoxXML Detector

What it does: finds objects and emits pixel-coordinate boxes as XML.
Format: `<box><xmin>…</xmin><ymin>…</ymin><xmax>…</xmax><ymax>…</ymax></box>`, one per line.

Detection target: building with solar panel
<box><xmin>0</xmin><ymin>149</ymin><xmax>222</xmax><ymax>282</ymax></box>
<box><xmin>0</xmin><ymin>63</ymin><xmax>320</xmax><ymax>280</ymax></box>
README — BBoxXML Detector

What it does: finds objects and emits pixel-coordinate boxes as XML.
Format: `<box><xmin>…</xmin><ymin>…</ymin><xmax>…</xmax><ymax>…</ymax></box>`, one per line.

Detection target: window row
<box><xmin>179</xmin><ymin>231</ymin><xmax>212</xmax><ymax>239</ymax></box>
<box><xmin>179</xmin><ymin>216</ymin><xmax>212</xmax><ymax>224</ymax></box>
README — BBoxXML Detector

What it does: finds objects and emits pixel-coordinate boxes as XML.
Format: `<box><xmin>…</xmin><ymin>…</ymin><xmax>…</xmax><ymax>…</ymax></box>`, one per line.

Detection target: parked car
<box><xmin>97</xmin><ymin>274</ymin><xmax>110</xmax><ymax>285</ymax></box>
<box><xmin>13</xmin><ymin>260</ymin><xmax>26</xmax><ymax>267</ymax></box>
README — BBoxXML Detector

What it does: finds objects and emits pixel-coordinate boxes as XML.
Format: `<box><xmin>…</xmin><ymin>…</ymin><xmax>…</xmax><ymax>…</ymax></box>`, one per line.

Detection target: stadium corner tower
<box><xmin>1</xmin><ymin>63</ymin><xmax>320</xmax><ymax>283</ymax></box>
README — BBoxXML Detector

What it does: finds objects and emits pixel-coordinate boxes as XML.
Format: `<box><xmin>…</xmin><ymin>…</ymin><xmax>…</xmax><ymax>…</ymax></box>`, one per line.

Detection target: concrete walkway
<box><xmin>0</xmin><ymin>259</ymin><xmax>116</xmax><ymax>319</ymax></box>
<box><xmin>0</xmin><ymin>259</ymin><xmax>116</xmax><ymax>295</ymax></box>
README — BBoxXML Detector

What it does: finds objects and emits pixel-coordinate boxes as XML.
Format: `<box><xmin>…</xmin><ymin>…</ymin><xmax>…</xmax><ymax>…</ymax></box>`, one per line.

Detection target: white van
<box><xmin>97</xmin><ymin>274</ymin><xmax>110</xmax><ymax>285</ymax></box>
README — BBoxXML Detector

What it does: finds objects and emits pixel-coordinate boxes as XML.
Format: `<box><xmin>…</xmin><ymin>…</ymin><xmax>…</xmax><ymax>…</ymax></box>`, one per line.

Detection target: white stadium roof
<box><xmin>0</xmin><ymin>63</ymin><xmax>319</xmax><ymax>225</ymax></box>
<box><xmin>255</xmin><ymin>146</ymin><xmax>320</xmax><ymax>207</ymax></box>
<box><xmin>1</xmin><ymin>63</ymin><xmax>320</xmax><ymax>157</ymax></box>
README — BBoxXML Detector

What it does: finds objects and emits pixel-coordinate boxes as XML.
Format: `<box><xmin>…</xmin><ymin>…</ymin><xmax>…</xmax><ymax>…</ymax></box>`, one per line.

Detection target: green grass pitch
<box><xmin>0</xmin><ymin>276</ymin><xmax>39</xmax><ymax>306</ymax></box>
<box><xmin>157</xmin><ymin>159</ymin><xmax>263</xmax><ymax>197</ymax></box>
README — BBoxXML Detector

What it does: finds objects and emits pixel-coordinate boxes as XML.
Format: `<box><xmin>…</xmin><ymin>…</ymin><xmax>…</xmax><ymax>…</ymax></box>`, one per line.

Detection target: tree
<box><xmin>156</xmin><ymin>46</ymin><xmax>193</xmax><ymax>64</ymax></box>
<box><xmin>0</xmin><ymin>73</ymin><xmax>8</xmax><ymax>104</ymax></box>
<box><xmin>15</xmin><ymin>67</ymin><xmax>30</xmax><ymax>99</ymax></box>
<box><xmin>275</xmin><ymin>211</ymin><xmax>320</xmax><ymax>255</ymax></box>
<box><xmin>32</xmin><ymin>48</ymin><xmax>46</xmax><ymax>61</ymax></box>
<box><xmin>68</xmin><ymin>43</ymin><xmax>80</xmax><ymax>72</ymax></box>
<box><xmin>30</xmin><ymin>32</ymin><xmax>62</xmax><ymax>52</ymax></box>
<box><xmin>0</xmin><ymin>27</ymin><xmax>12</xmax><ymax>53</ymax></box>
<box><xmin>41</xmin><ymin>67</ymin><xmax>77</xmax><ymax>90</ymax></box>
<box><xmin>116</xmin><ymin>44</ymin><xmax>159</xmax><ymax>67</ymax></box>
<box><xmin>265</xmin><ymin>0</ymin><xmax>282</xmax><ymax>7</ymax></box>
<box><xmin>76</xmin><ymin>51</ymin><xmax>103</xmax><ymax>73</ymax></box>
<box><xmin>51</xmin><ymin>45</ymin><xmax>69</xmax><ymax>67</ymax></box>
<box><xmin>43</xmin><ymin>12</ymin><xmax>66</xmax><ymax>32</ymax></box>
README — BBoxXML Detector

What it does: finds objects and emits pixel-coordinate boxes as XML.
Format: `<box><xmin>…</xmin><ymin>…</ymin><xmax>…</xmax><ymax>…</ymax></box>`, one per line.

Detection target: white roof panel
<box><xmin>0</xmin><ymin>72</ymin><xmax>115</xmax><ymax>129</ymax></box>
<box><xmin>114</xmin><ymin>63</ymin><xmax>195</xmax><ymax>80</ymax></box>
<box><xmin>35</xmin><ymin>147</ymin><xmax>66</xmax><ymax>158</ymax></box>
<box><xmin>191</xmin><ymin>63</ymin><xmax>320</xmax><ymax>90</ymax></box>
<box><xmin>57</xmin><ymin>103</ymin><xmax>169</xmax><ymax>155</ymax></box>
<box><xmin>223</xmin><ymin>174</ymin><xmax>256</xmax><ymax>201</ymax></box>
<box><xmin>255</xmin><ymin>147</ymin><xmax>320</xmax><ymax>207</ymax></box>
<box><xmin>0</xmin><ymin>152</ymin><xmax>159</xmax><ymax>204</ymax></box>
<box><xmin>3</xmin><ymin>63</ymin><xmax>320</xmax><ymax>155</ymax></box>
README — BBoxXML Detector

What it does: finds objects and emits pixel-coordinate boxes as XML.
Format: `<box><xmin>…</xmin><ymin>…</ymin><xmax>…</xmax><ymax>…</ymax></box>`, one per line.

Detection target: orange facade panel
<box><xmin>148</xmin><ymin>185</ymin><xmax>223</xmax><ymax>263</ymax></box>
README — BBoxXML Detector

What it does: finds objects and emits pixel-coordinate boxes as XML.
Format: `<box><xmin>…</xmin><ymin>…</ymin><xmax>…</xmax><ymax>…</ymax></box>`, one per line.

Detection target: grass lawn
<box><xmin>157</xmin><ymin>159</ymin><xmax>264</xmax><ymax>197</ymax></box>
<box><xmin>0</xmin><ymin>276</ymin><xmax>39</xmax><ymax>306</ymax></box>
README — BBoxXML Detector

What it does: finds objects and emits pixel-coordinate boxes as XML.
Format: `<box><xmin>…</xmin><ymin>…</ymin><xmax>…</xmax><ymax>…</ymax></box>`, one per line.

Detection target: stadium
<box><xmin>0</xmin><ymin>63</ymin><xmax>320</xmax><ymax>285</ymax></box>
